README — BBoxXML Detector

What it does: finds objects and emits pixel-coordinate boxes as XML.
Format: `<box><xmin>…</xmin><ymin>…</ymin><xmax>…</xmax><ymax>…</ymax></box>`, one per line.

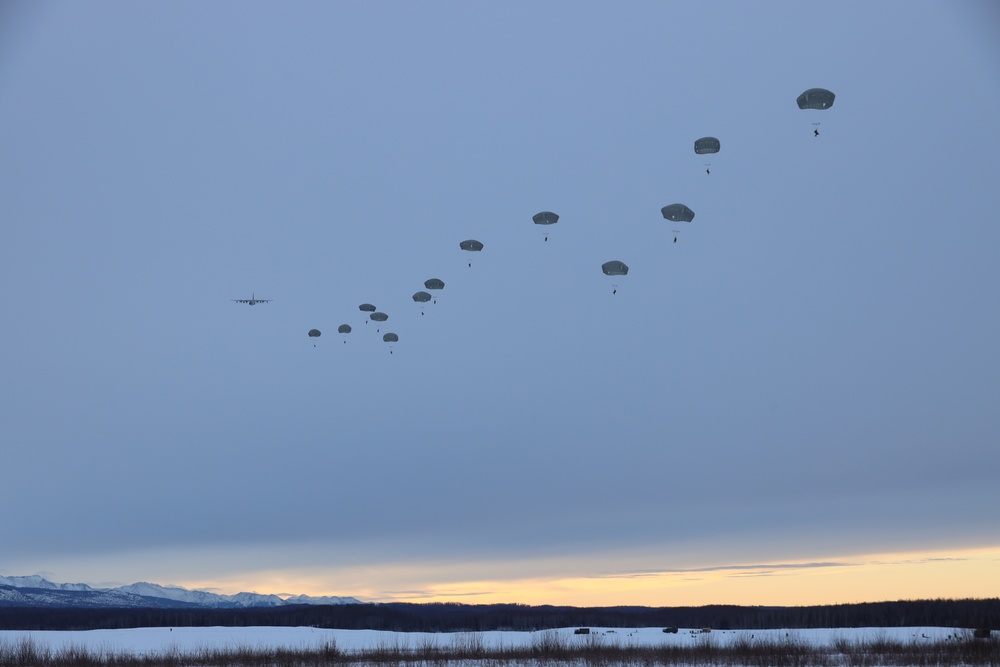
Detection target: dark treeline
<box><xmin>1</xmin><ymin>598</ymin><xmax>996</xmax><ymax>633</ymax></box>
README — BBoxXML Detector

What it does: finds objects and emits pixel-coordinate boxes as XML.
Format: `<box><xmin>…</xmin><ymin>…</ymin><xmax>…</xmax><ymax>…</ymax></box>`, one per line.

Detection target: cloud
<box><xmin>380</xmin><ymin>589</ymin><xmax>497</xmax><ymax>601</ymax></box>
<box><xmin>600</xmin><ymin>561</ymin><xmax>856</xmax><ymax>580</ymax></box>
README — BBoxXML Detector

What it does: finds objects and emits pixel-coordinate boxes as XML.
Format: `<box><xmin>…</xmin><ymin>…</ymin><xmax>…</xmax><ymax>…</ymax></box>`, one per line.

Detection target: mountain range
<box><xmin>0</xmin><ymin>575</ymin><xmax>362</xmax><ymax>608</ymax></box>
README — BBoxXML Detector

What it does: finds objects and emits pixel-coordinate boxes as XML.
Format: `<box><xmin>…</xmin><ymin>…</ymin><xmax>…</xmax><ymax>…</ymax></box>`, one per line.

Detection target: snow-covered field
<box><xmin>0</xmin><ymin>625</ymin><xmax>971</xmax><ymax>656</ymax></box>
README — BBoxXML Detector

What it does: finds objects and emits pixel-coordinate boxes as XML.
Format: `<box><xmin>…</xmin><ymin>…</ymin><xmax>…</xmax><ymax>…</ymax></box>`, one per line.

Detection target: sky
<box><xmin>2</xmin><ymin>0</ymin><xmax>999</xmax><ymax>607</ymax></box>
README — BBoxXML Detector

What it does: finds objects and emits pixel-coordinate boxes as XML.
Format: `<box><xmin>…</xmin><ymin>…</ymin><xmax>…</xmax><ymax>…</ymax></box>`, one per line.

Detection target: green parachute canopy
<box><xmin>694</xmin><ymin>137</ymin><xmax>720</xmax><ymax>154</ymax></box>
<box><xmin>424</xmin><ymin>278</ymin><xmax>445</xmax><ymax>290</ymax></box>
<box><xmin>337</xmin><ymin>324</ymin><xmax>351</xmax><ymax>334</ymax></box>
<box><xmin>370</xmin><ymin>312</ymin><xmax>388</xmax><ymax>322</ymax></box>
<box><xmin>412</xmin><ymin>291</ymin><xmax>432</xmax><ymax>303</ymax></box>
<box><xmin>797</xmin><ymin>88</ymin><xmax>835</xmax><ymax>110</ymax></box>
<box><xmin>359</xmin><ymin>303</ymin><xmax>376</xmax><ymax>312</ymax></box>
<box><xmin>602</xmin><ymin>260</ymin><xmax>629</xmax><ymax>276</ymax></box>
<box><xmin>459</xmin><ymin>239</ymin><xmax>484</xmax><ymax>252</ymax></box>
<box><xmin>661</xmin><ymin>204</ymin><xmax>695</xmax><ymax>222</ymax></box>
<box><xmin>382</xmin><ymin>333</ymin><xmax>398</xmax><ymax>343</ymax></box>
<box><xmin>307</xmin><ymin>329</ymin><xmax>321</xmax><ymax>338</ymax></box>
<box><xmin>532</xmin><ymin>211</ymin><xmax>559</xmax><ymax>225</ymax></box>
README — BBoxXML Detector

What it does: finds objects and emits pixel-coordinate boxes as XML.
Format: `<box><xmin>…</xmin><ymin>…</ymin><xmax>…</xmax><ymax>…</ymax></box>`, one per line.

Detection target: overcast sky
<box><xmin>2</xmin><ymin>0</ymin><xmax>999</xmax><ymax>606</ymax></box>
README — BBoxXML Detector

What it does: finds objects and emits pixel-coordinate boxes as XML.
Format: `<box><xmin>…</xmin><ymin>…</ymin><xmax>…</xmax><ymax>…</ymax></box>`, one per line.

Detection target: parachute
<box><xmin>383</xmin><ymin>332</ymin><xmax>398</xmax><ymax>354</ymax></box>
<box><xmin>337</xmin><ymin>324</ymin><xmax>351</xmax><ymax>334</ymax></box>
<box><xmin>695</xmin><ymin>137</ymin><xmax>720</xmax><ymax>173</ymax></box>
<box><xmin>661</xmin><ymin>204</ymin><xmax>695</xmax><ymax>223</ymax></box>
<box><xmin>460</xmin><ymin>239</ymin><xmax>484</xmax><ymax>266</ymax></box>
<box><xmin>359</xmin><ymin>303</ymin><xmax>376</xmax><ymax>312</ymax></box>
<box><xmin>602</xmin><ymin>260</ymin><xmax>628</xmax><ymax>295</ymax></box>
<box><xmin>308</xmin><ymin>329</ymin><xmax>322</xmax><ymax>337</ymax></box>
<box><xmin>694</xmin><ymin>137</ymin><xmax>720</xmax><ymax>154</ymax></box>
<box><xmin>796</xmin><ymin>88</ymin><xmax>836</xmax><ymax>110</ymax></box>
<box><xmin>662</xmin><ymin>204</ymin><xmax>694</xmax><ymax>243</ymax></box>
<box><xmin>412</xmin><ymin>291</ymin><xmax>431</xmax><ymax>314</ymax></box>
<box><xmin>424</xmin><ymin>278</ymin><xmax>444</xmax><ymax>303</ymax></box>
<box><xmin>533</xmin><ymin>211</ymin><xmax>559</xmax><ymax>241</ymax></box>
<box><xmin>532</xmin><ymin>211</ymin><xmax>559</xmax><ymax>225</ymax></box>
<box><xmin>798</xmin><ymin>88</ymin><xmax>835</xmax><ymax>136</ymax></box>
<box><xmin>369</xmin><ymin>311</ymin><xmax>388</xmax><ymax>332</ymax></box>
<box><xmin>601</xmin><ymin>260</ymin><xmax>629</xmax><ymax>276</ymax></box>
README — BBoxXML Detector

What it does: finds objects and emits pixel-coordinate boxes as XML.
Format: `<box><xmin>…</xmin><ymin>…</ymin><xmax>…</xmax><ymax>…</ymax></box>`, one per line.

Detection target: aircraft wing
<box><xmin>232</xmin><ymin>295</ymin><xmax>272</xmax><ymax>304</ymax></box>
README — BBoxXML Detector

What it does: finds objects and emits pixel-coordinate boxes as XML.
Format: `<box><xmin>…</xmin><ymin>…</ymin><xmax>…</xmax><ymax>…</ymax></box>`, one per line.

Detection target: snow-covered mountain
<box><xmin>0</xmin><ymin>575</ymin><xmax>362</xmax><ymax>608</ymax></box>
<box><xmin>0</xmin><ymin>575</ymin><xmax>94</xmax><ymax>592</ymax></box>
<box><xmin>110</xmin><ymin>582</ymin><xmax>282</xmax><ymax>607</ymax></box>
<box><xmin>282</xmin><ymin>593</ymin><xmax>361</xmax><ymax>605</ymax></box>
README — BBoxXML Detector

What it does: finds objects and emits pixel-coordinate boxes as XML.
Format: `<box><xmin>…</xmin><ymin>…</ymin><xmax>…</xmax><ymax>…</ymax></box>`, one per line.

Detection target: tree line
<box><xmin>1</xmin><ymin>598</ymin><xmax>996</xmax><ymax>632</ymax></box>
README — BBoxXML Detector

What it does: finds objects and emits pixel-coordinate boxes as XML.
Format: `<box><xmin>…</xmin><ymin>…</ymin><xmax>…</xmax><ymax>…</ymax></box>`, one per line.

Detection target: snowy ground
<box><xmin>0</xmin><ymin>625</ymin><xmax>970</xmax><ymax>656</ymax></box>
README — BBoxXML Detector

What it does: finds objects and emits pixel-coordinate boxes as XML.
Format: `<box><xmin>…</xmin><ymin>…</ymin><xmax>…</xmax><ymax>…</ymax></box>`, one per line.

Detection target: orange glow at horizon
<box><xmin>180</xmin><ymin>545</ymin><xmax>1000</xmax><ymax>608</ymax></box>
